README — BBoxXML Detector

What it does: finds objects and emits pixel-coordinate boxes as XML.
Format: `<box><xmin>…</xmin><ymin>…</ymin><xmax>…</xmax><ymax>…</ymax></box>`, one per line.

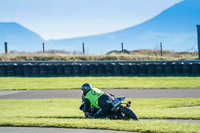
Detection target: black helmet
<box><xmin>81</xmin><ymin>83</ymin><xmax>92</xmax><ymax>96</ymax></box>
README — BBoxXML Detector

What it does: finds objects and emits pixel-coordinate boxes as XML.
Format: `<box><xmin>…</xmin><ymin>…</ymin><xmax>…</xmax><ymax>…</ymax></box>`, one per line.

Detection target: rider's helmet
<box><xmin>81</xmin><ymin>83</ymin><xmax>92</xmax><ymax>96</ymax></box>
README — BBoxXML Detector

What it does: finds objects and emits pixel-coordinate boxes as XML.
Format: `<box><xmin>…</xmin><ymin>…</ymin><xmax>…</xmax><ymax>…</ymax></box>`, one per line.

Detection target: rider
<box><xmin>81</xmin><ymin>83</ymin><xmax>114</xmax><ymax>118</ymax></box>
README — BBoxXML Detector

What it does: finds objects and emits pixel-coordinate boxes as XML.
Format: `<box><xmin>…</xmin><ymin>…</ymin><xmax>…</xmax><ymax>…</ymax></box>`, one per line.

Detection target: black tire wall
<box><xmin>0</xmin><ymin>61</ymin><xmax>200</xmax><ymax>76</ymax></box>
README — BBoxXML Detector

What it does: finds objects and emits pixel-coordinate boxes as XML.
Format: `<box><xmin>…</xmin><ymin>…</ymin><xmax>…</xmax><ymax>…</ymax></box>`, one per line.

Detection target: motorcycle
<box><xmin>80</xmin><ymin>96</ymin><xmax>139</xmax><ymax>120</ymax></box>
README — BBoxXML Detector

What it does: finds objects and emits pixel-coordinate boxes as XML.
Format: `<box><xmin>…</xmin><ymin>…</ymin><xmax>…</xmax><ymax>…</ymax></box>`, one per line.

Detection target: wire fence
<box><xmin>0</xmin><ymin>41</ymin><xmax>180</xmax><ymax>56</ymax></box>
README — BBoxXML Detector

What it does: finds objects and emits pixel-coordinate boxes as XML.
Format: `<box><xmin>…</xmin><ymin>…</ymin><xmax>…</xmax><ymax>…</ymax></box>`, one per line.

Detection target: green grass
<box><xmin>0</xmin><ymin>76</ymin><xmax>200</xmax><ymax>90</ymax></box>
<box><xmin>0</xmin><ymin>98</ymin><xmax>200</xmax><ymax>132</ymax></box>
<box><xmin>1</xmin><ymin>118</ymin><xmax>199</xmax><ymax>133</ymax></box>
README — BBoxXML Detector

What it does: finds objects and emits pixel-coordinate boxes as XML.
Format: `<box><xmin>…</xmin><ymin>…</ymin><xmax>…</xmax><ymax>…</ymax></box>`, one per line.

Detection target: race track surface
<box><xmin>0</xmin><ymin>89</ymin><xmax>200</xmax><ymax>99</ymax></box>
<box><xmin>0</xmin><ymin>127</ymin><xmax>134</xmax><ymax>133</ymax></box>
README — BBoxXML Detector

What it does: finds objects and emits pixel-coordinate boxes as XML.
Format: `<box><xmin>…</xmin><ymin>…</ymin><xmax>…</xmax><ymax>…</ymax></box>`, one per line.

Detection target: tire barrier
<box><xmin>139</xmin><ymin>63</ymin><xmax>148</xmax><ymax>75</ymax></box>
<box><xmin>48</xmin><ymin>64</ymin><xmax>56</xmax><ymax>75</ymax></box>
<box><xmin>23</xmin><ymin>64</ymin><xmax>32</xmax><ymax>76</ymax></box>
<box><xmin>81</xmin><ymin>64</ymin><xmax>89</xmax><ymax>75</ymax></box>
<box><xmin>182</xmin><ymin>63</ymin><xmax>192</xmax><ymax>74</ymax></box>
<box><xmin>97</xmin><ymin>64</ymin><xmax>106</xmax><ymax>75</ymax></box>
<box><xmin>0</xmin><ymin>64</ymin><xmax>7</xmax><ymax>76</ymax></box>
<box><xmin>192</xmin><ymin>63</ymin><xmax>200</xmax><ymax>74</ymax></box>
<box><xmin>156</xmin><ymin>63</ymin><xmax>165</xmax><ymax>75</ymax></box>
<box><xmin>32</xmin><ymin>64</ymin><xmax>40</xmax><ymax>75</ymax></box>
<box><xmin>106</xmin><ymin>63</ymin><xmax>114</xmax><ymax>76</ymax></box>
<box><xmin>15</xmin><ymin>64</ymin><xmax>23</xmax><ymax>76</ymax></box>
<box><xmin>165</xmin><ymin>62</ymin><xmax>174</xmax><ymax>74</ymax></box>
<box><xmin>148</xmin><ymin>64</ymin><xmax>156</xmax><ymax>75</ymax></box>
<box><xmin>55</xmin><ymin>64</ymin><xmax>64</xmax><ymax>75</ymax></box>
<box><xmin>131</xmin><ymin>63</ymin><xmax>139</xmax><ymax>75</ymax></box>
<box><xmin>114</xmin><ymin>63</ymin><xmax>122</xmax><ymax>76</ymax></box>
<box><xmin>7</xmin><ymin>64</ymin><xmax>16</xmax><ymax>76</ymax></box>
<box><xmin>174</xmin><ymin>63</ymin><xmax>182</xmax><ymax>74</ymax></box>
<box><xmin>64</xmin><ymin>64</ymin><xmax>73</xmax><ymax>75</ymax></box>
<box><xmin>0</xmin><ymin>61</ymin><xmax>200</xmax><ymax>77</ymax></box>
<box><xmin>39</xmin><ymin>64</ymin><xmax>48</xmax><ymax>76</ymax></box>
<box><xmin>73</xmin><ymin>64</ymin><xmax>81</xmax><ymax>75</ymax></box>
<box><xmin>89</xmin><ymin>64</ymin><xmax>97</xmax><ymax>75</ymax></box>
<box><xmin>121</xmin><ymin>63</ymin><xmax>131</xmax><ymax>75</ymax></box>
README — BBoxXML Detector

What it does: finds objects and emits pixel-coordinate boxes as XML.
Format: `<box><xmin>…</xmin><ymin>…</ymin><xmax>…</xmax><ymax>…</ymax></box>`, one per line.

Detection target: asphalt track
<box><xmin>0</xmin><ymin>127</ymin><xmax>134</xmax><ymax>133</ymax></box>
<box><xmin>0</xmin><ymin>89</ymin><xmax>200</xmax><ymax>133</ymax></box>
<box><xmin>0</xmin><ymin>89</ymin><xmax>200</xmax><ymax>99</ymax></box>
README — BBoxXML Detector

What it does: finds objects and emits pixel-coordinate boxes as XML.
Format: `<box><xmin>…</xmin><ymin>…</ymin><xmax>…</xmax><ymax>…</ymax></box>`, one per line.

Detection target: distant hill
<box><xmin>47</xmin><ymin>0</ymin><xmax>200</xmax><ymax>54</ymax></box>
<box><xmin>0</xmin><ymin>22</ymin><xmax>44</xmax><ymax>52</ymax></box>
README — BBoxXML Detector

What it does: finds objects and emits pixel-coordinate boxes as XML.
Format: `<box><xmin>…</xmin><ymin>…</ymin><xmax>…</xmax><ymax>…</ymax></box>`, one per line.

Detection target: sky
<box><xmin>0</xmin><ymin>0</ymin><xmax>183</xmax><ymax>40</ymax></box>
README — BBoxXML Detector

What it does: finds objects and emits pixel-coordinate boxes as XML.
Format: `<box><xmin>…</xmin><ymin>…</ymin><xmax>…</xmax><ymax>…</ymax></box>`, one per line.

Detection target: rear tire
<box><xmin>120</xmin><ymin>106</ymin><xmax>139</xmax><ymax>120</ymax></box>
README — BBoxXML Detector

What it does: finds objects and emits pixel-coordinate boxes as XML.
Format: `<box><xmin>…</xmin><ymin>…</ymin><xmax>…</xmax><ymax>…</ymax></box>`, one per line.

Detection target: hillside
<box><xmin>0</xmin><ymin>22</ymin><xmax>44</xmax><ymax>52</ymax></box>
<box><xmin>47</xmin><ymin>0</ymin><xmax>200</xmax><ymax>54</ymax></box>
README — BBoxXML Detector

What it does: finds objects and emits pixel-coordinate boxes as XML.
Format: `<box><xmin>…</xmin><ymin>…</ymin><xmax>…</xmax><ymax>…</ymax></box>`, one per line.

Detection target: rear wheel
<box><xmin>119</xmin><ymin>106</ymin><xmax>139</xmax><ymax>120</ymax></box>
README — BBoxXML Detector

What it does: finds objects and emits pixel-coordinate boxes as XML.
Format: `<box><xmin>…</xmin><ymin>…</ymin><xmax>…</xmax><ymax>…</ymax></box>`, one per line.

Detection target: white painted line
<box><xmin>0</xmin><ymin>91</ymin><xmax>27</xmax><ymax>96</ymax></box>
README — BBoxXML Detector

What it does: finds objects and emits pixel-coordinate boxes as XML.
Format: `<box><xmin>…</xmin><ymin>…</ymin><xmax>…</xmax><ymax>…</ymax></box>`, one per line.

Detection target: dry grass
<box><xmin>0</xmin><ymin>49</ymin><xmax>198</xmax><ymax>61</ymax></box>
<box><xmin>108</xmin><ymin>49</ymin><xmax>198</xmax><ymax>58</ymax></box>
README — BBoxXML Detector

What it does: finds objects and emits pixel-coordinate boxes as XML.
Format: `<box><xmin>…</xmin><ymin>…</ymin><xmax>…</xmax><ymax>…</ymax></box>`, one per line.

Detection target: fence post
<box><xmin>82</xmin><ymin>42</ymin><xmax>85</xmax><ymax>54</ymax></box>
<box><xmin>160</xmin><ymin>42</ymin><xmax>163</xmax><ymax>56</ymax></box>
<box><xmin>197</xmin><ymin>25</ymin><xmax>200</xmax><ymax>59</ymax></box>
<box><xmin>121</xmin><ymin>42</ymin><xmax>124</xmax><ymax>51</ymax></box>
<box><xmin>42</xmin><ymin>42</ymin><xmax>45</xmax><ymax>53</ymax></box>
<box><xmin>4</xmin><ymin>42</ymin><xmax>8</xmax><ymax>54</ymax></box>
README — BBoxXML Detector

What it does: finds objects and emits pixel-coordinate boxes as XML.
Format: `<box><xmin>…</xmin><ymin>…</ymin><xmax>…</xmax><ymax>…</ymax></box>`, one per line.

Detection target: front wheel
<box><xmin>119</xmin><ymin>106</ymin><xmax>139</xmax><ymax>120</ymax></box>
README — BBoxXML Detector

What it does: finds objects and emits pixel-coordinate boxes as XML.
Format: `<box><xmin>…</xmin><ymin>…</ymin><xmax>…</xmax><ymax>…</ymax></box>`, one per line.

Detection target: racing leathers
<box><xmin>82</xmin><ymin>88</ymin><xmax>113</xmax><ymax>118</ymax></box>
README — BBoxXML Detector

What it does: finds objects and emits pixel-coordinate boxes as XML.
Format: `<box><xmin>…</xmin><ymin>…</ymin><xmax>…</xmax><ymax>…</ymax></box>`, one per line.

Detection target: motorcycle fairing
<box><xmin>111</xmin><ymin>97</ymin><xmax>125</xmax><ymax>111</ymax></box>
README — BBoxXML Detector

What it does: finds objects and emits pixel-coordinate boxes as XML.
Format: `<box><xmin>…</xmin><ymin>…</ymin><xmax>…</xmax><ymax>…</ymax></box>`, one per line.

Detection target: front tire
<box><xmin>120</xmin><ymin>106</ymin><xmax>139</xmax><ymax>120</ymax></box>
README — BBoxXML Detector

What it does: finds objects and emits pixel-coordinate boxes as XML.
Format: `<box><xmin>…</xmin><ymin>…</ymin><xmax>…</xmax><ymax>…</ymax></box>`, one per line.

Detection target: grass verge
<box><xmin>1</xmin><ymin>118</ymin><xmax>199</xmax><ymax>133</ymax></box>
<box><xmin>0</xmin><ymin>76</ymin><xmax>200</xmax><ymax>90</ymax></box>
<box><xmin>0</xmin><ymin>98</ymin><xmax>200</xmax><ymax>132</ymax></box>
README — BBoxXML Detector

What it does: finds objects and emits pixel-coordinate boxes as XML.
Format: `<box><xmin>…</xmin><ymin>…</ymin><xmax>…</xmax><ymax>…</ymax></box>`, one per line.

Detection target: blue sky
<box><xmin>0</xmin><ymin>0</ymin><xmax>183</xmax><ymax>40</ymax></box>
